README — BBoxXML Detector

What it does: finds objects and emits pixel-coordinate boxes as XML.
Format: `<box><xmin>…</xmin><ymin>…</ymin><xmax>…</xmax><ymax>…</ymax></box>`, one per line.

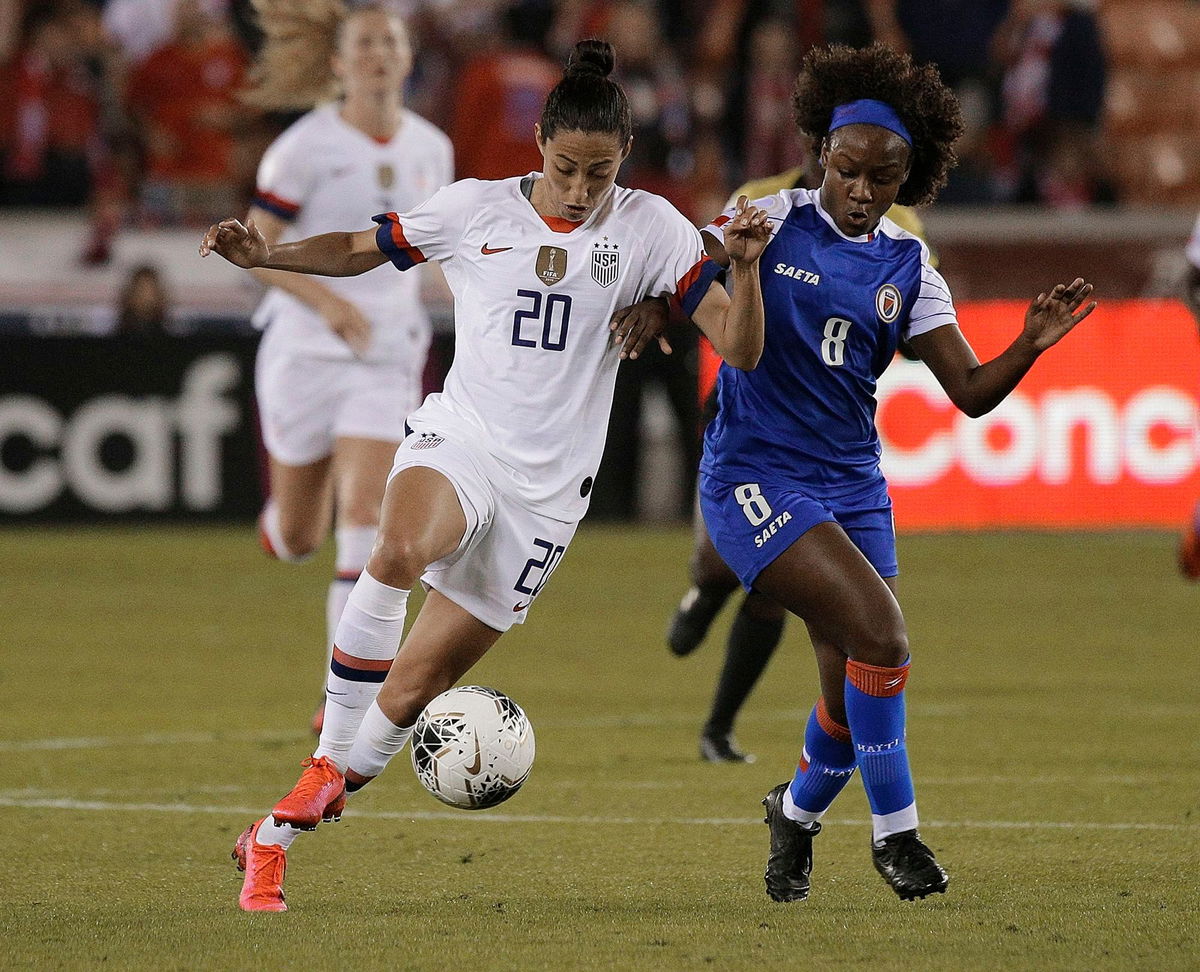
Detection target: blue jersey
<box><xmin>700</xmin><ymin>188</ymin><xmax>956</xmax><ymax>495</ymax></box>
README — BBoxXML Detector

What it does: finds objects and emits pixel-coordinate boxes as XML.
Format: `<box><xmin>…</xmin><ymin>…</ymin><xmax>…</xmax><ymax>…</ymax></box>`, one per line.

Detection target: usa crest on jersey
<box><xmin>591</xmin><ymin>245</ymin><xmax>620</xmax><ymax>287</ymax></box>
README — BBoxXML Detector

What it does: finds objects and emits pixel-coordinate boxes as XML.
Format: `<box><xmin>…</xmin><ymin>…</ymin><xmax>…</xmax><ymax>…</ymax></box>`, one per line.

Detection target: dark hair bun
<box><xmin>565</xmin><ymin>39</ymin><xmax>615</xmax><ymax>79</ymax></box>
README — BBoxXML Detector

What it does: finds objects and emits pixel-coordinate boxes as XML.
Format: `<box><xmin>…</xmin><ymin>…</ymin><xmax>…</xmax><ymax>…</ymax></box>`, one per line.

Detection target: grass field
<box><xmin>2</xmin><ymin>524</ymin><xmax>1197</xmax><ymax>970</ymax></box>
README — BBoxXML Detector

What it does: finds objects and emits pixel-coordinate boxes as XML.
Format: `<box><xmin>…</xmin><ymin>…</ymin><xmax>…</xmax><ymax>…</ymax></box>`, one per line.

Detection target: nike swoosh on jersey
<box><xmin>512</xmin><ymin>600</ymin><xmax>531</xmax><ymax>612</ymax></box>
<box><xmin>481</xmin><ymin>244</ymin><xmax>514</xmax><ymax>255</ymax></box>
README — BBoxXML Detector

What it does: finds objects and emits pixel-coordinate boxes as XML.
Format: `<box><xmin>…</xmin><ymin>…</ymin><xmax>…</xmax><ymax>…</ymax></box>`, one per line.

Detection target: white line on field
<box><xmin>0</xmin><ymin>794</ymin><xmax>1191</xmax><ymax>832</ymax></box>
<box><xmin>0</xmin><ymin>730</ymin><xmax>308</xmax><ymax>752</ymax></box>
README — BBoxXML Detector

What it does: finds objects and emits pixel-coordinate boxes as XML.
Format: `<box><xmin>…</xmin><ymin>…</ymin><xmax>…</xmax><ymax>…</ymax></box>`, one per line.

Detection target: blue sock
<box><xmin>845</xmin><ymin>657</ymin><xmax>918</xmax><ymax>842</ymax></box>
<box><xmin>786</xmin><ymin>698</ymin><xmax>856</xmax><ymax>825</ymax></box>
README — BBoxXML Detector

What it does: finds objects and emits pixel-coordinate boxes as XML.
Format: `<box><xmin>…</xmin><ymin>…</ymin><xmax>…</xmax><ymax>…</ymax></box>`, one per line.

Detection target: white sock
<box><xmin>259</xmin><ymin>500</ymin><xmax>314</xmax><ymax>564</ymax></box>
<box><xmin>782</xmin><ymin>786</ymin><xmax>823</xmax><ymax>829</ymax></box>
<box><xmin>325</xmin><ymin>525</ymin><xmax>378</xmax><ymax>665</ymax></box>
<box><xmin>256</xmin><ymin>815</ymin><xmax>301</xmax><ymax>849</ymax></box>
<box><xmin>872</xmin><ymin>802</ymin><xmax>920</xmax><ymax>844</ymax></box>
<box><xmin>313</xmin><ymin>571</ymin><xmax>409</xmax><ymax>770</ymax></box>
<box><xmin>346</xmin><ymin>701</ymin><xmax>415</xmax><ymax>784</ymax></box>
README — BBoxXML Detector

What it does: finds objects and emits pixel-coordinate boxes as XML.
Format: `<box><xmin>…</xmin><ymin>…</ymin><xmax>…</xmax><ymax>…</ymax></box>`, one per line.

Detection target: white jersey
<box><xmin>251</xmin><ymin>102</ymin><xmax>453</xmax><ymax>362</ymax></box>
<box><xmin>1187</xmin><ymin>213</ymin><xmax>1200</xmax><ymax>269</ymax></box>
<box><xmin>374</xmin><ymin>174</ymin><xmax>721</xmax><ymax>520</ymax></box>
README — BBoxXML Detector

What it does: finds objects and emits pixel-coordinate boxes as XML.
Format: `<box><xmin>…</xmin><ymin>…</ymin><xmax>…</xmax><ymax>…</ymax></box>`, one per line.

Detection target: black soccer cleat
<box><xmin>700</xmin><ymin>732</ymin><xmax>755</xmax><ymax>763</ymax></box>
<box><xmin>762</xmin><ymin>782</ymin><xmax>820</xmax><ymax>902</ymax></box>
<box><xmin>871</xmin><ymin>830</ymin><xmax>949</xmax><ymax>901</ymax></box>
<box><xmin>665</xmin><ymin>586</ymin><xmax>728</xmax><ymax>657</ymax></box>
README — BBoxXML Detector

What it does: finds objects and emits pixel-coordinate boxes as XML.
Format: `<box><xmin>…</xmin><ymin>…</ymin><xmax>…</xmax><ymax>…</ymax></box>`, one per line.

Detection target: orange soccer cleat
<box><xmin>233</xmin><ymin>819</ymin><xmax>288</xmax><ymax>912</ymax></box>
<box><xmin>271</xmin><ymin>755</ymin><xmax>345</xmax><ymax>830</ymax></box>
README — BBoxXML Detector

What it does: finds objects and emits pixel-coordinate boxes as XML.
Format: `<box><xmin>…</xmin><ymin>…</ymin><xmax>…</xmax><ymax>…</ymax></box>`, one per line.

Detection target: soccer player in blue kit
<box><xmin>698</xmin><ymin>43</ymin><xmax>1097</xmax><ymax>902</ymax></box>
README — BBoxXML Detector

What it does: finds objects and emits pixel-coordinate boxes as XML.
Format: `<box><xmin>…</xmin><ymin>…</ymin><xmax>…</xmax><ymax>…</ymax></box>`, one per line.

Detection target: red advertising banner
<box><xmin>879</xmin><ymin>300</ymin><xmax>1200</xmax><ymax>528</ymax></box>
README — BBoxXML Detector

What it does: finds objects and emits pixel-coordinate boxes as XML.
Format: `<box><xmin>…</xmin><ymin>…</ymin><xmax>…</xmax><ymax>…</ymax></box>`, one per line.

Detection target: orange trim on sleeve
<box><xmin>846</xmin><ymin>659</ymin><xmax>910</xmax><ymax>697</ymax></box>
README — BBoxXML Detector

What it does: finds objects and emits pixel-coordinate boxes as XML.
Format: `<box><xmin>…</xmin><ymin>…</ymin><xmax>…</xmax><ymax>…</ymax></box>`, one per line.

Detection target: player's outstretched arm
<box><xmin>911</xmin><ymin>277</ymin><xmax>1097</xmax><ymax>418</ymax></box>
<box><xmin>199</xmin><ymin>218</ymin><xmax>387</xmax><ymax>277</ymax></box>
<box><xmin>692</xmin><ymin>197</ymin><xmax>770</xmax><ymax>370</ymax></box>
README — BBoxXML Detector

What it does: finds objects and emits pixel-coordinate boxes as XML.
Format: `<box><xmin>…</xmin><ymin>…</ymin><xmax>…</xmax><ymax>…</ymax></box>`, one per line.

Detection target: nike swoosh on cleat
<box><xmin>481</xmin><ymin>244</ymin><xmax>513</xmax><ymax>255</ymax></box>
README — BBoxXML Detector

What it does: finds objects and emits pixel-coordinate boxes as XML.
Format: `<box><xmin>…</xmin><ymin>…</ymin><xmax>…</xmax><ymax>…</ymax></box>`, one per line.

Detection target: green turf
<box><xmin>2</xmin><ymin>525</ymin><xmax>1197</xmax><ymax>970</ymax></box>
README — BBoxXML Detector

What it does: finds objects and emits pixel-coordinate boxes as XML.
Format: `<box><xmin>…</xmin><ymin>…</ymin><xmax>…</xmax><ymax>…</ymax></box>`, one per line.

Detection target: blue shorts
<box><xmin>699</xmin><ymin>474</ymin><xmax>897</xmax><ymax>590</ymax></box>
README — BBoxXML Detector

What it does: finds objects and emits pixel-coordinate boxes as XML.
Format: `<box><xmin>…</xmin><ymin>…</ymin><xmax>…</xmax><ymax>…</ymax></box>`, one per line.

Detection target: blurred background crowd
<box><xmin>4</xmin><ymin>0</ymin><xmax>1198</xmax><ymax>267</ymax></box>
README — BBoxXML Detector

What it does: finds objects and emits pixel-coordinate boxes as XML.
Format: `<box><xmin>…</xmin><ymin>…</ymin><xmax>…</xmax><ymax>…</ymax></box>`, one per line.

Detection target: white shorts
<box><xmin>255</xmin><ymin>331</ymin><xmax>423</xmax><ymax>466</ymax></box>
<box><xmin>388</xmin><ymin>431</ymin><xmax>580</xmax><ymax>633</ymax></box>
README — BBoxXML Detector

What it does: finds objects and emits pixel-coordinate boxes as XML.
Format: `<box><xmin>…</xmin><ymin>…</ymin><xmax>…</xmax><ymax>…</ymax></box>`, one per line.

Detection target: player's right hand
<box><xmin>199</xmin><ymin>218</ymin><xmax>270</xmax><ymax>268</ymax></box>
<box><xmin>319</xmin><ymin>295</ymin><xmax>373</xmax><ymax>357</ymax></box>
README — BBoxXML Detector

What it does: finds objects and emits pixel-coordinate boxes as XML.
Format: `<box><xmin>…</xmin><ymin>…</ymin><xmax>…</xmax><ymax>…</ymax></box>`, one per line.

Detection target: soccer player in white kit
<box><xmin>201</xmin><ymin>39</ymin><xmax>772</xmax><ymax>912</ymax></box>
<box><xmin>241</xmin><ymin>2</ymin><xmax>452</xmax><ymax>731</ymax></box>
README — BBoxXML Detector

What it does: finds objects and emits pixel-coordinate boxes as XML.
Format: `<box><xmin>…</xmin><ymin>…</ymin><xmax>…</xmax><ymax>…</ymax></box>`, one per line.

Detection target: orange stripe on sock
<box><xmin>798</xmin><ymin>755</ymin><xmax>810</xmax><ymax>773</ymax></box>
<box><xmin>815</xmin><ymin>697</ymin><xmax>852</xmax><ymax>742</ymax></box>
<box><xmin>331</xmin><ymin>646</ymin><xmax>393</xmax><ymax>672</ymax></box>
<box><xmin>846</xmin><ymin>659</ymin><xmax>909</xmax><ymax>697</ymax></box>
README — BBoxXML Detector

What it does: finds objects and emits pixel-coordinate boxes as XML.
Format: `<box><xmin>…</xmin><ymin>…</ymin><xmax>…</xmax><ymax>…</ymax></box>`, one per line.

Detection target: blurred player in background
<box><xmin>1178</xmin><ymin>213</ymin><xmax>1200</xmax><ymax>577</ymax></box>
<box><xmin>667</xmin><ymin>156</ymin><xmax>935</xmax><ymax>765</ymax></box>
<box><xmin>240</xmin><ymin>0</ymin><xmax>452</xmax><ymax>733</ymax></box>
<box><xmin>202</xmin><ymin>39</ymin><xmax>770</xmax><ymax>912</ymax></box>
<box><xmin>699</xmin><ymin>43</ymin><xmax>1096</xmax><ymax>903</ymax></box>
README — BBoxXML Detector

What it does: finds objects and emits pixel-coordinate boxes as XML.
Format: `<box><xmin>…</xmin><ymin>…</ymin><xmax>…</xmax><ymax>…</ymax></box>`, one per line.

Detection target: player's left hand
<box><xmin>611</xmin><ymin>295</ymin><xmax>671</xmax><ymax>360</ymax></box>
<box><xmin>722</xmin><ymin>195</ymin><xmax>771</xmax><ymax>266</ymax></box>
<box><xmin>1021</xmin><ymin>277</ymin><xmax>1097</xmax><ymax>351</ymax></box>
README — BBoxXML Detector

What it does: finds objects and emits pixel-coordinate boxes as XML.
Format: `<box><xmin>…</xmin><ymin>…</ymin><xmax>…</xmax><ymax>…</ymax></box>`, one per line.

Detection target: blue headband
<box><xmin>829</xmin><ymin>99</ymin><xmax>912</xmax><ymax>146</ymax></box>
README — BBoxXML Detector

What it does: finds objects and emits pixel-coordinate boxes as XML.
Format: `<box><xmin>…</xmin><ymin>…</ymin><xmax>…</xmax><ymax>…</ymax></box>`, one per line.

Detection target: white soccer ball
<box><xmin>410</xmin><ymin>685</ymin><xmax>535</xmax><ymax>810</ymax></box>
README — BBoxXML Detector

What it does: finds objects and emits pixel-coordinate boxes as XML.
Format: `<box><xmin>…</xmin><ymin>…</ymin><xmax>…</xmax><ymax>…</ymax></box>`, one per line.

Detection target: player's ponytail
<box><xmin>242</xmin><ymin>0</ymin><xmax>345</xmax><ymax>110</ymax></box>
<box><xmin>540</xmin><ymin>40</ymin><xmax>632</xmax><ymax>144</ymax></box>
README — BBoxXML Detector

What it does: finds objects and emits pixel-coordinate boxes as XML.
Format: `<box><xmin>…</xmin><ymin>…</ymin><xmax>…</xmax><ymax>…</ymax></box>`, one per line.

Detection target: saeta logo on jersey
<box><xmin>876</xmin><ymin>283</ymin><xmax>902</xmax><ymax>323</ymax></box>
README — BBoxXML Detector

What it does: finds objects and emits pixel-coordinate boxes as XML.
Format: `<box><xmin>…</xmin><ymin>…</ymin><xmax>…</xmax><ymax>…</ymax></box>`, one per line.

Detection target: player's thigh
<box><xmin>268</xmin><ymin>454</ymin><xmax>334</xmax><ymax>552</ymax></box>
<box><xmin>372</xmin><ymin>433</ymin><xmax>497</xmax><ymax>587</ymax></box>
<box><xmin>333</xmin><ymin>435</ymin><xmax>401</xmax><ymax>528</ymax></box>
<box><xmin>754</xmin><ymin>521</ymin><xmax>906</xmax><ymax>665</ymax></box>
<box><xmin>803</xmin><ymin>573</ymin><xmax>900</xmax><ymax>722</ymax></box>
<box><xmin>377</xmin><ymin>588</ymin><xmax>504</xmax><ymax>724</ymax></box>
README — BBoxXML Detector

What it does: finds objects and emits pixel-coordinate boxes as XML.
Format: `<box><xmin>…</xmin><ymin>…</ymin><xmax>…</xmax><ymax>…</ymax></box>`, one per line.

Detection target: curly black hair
<box><xmin>792</xmin><ymin>43</ymin><xmax>964</xmax><ymax>206</ymax></box>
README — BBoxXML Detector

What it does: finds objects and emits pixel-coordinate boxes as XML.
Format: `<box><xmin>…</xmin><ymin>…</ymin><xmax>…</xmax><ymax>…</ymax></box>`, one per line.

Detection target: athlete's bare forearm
<box><xmin>719</xmin><ymin>261</ymin><xmax>765</xmax><ymax>369</ymax></box>
<box><xmin>262</xmin><ymin>232</ymin><xmax>387</xmax><ymax>277</ymax></box>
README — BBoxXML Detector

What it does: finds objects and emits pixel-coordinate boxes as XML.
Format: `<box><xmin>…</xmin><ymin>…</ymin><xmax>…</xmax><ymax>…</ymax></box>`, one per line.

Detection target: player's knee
<box><xmin>368</xmin><ymin>533</ymin><xmax>431</xmax><ymax>590</ymax></box>
<box><xmin>379</xmin><ymin>675</ymin><xmax>451</xmax><ymax>727</ymax></box>
<box><xmin>849</xmin><ymin>620</ymin><xmax>909</xmax><ymax>669</ymax></box>
<box><xmin>279</xmin><ymin>523</ymin><xmax>322</xmax><ymax>560</ymax></box>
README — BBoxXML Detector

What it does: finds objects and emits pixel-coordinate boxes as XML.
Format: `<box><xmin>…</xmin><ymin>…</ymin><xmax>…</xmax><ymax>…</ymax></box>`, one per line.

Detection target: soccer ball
<box><xmin>409</xmin><ymin>685</ymin><xmax>535</xmax><ymax>810</ymax></box>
